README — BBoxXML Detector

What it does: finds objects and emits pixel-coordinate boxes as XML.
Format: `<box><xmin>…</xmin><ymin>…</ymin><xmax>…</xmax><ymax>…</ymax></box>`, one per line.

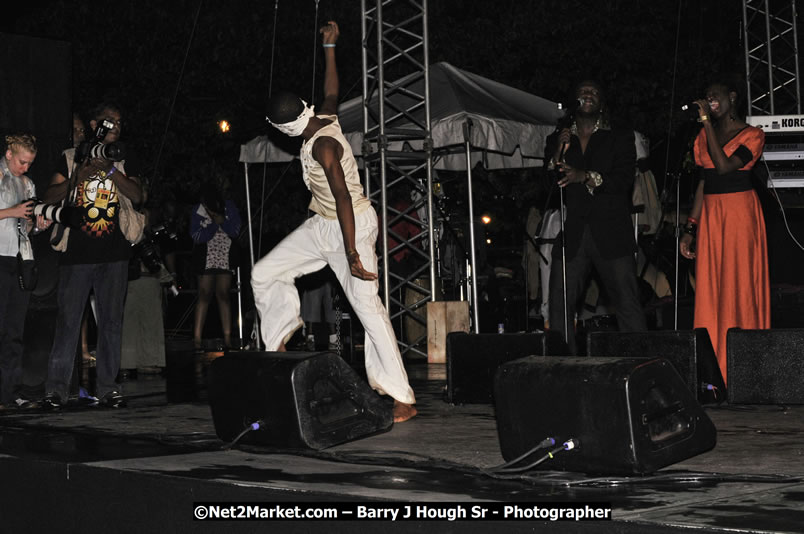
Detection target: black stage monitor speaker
<box><xmin>727</xmin><ymin>328</ymin><xmax>804</xmax><ymax>404</ymax></box>
<box><xmin>446</xmin><ymin>331</ymin><xmax>567</xmax><ymax>404</ymax></box>
<box><xmin>494</xmin><ymin>356</ymin><xmax>717</xmax><ymax>475</ymax></box>
<box><xmin>208</xmin><ymin>351</ymin><xmax>393</xmax><ymax>449</ymax></box>
<box><xmin>586</xmin><ymin>329</ymin><xmax>726</xmax><ymax>404</ymax></box>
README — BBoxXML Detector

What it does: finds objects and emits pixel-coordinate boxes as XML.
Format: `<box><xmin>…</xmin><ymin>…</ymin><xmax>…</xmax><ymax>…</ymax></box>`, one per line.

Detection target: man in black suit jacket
<box><xmin>545</xmin><ymin>80</ymin><xmax>646</xmax><ymax>354</ymax></box>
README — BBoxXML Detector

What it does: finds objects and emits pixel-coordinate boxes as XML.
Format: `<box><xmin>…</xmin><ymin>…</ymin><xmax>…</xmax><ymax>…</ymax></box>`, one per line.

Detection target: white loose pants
<box><xmin>251</xmin><ymin>206</ymin><xmax>415</xmax><ymax>405</ymax></box>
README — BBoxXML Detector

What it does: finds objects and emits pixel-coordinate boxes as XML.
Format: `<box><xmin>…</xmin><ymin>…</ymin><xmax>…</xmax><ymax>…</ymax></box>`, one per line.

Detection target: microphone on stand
<box><xmin>555</xmin><ymin>98</ymin><xmax>584</xmax><ymax>162</ymax></box>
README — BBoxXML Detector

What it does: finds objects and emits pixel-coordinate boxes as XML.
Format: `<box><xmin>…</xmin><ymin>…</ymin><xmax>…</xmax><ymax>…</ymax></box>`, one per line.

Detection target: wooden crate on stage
<box><xmin>426</xmin><ymin>301</ymin><xmax>470</xmax><ymax>363</ymax></box>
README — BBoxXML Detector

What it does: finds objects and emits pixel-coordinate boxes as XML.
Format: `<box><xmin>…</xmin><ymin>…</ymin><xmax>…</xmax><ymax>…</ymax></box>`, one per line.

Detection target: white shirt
<box><xmin>0</xmin><ymin>157</ymin><xmax>35</xmax><ymax>257</ymax></box>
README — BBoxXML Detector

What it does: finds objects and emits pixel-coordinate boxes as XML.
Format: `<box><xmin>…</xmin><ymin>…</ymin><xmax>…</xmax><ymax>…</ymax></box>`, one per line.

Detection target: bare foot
<box><xmin>393</xmin><ymin>400</ymin><xmax>417</xmax><ymax>423</ymax></box>
<box><xmin>277</xmin><ymin>341</ymin><xmax>287</xmax><ymax>352</ymax></box>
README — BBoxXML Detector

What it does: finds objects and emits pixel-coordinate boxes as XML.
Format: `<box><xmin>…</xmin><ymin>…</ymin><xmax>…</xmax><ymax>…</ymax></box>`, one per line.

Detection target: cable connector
<box><xmin>223</xmin><ymin>419</ymin><xmax>266</xmax><ymax>450</ymax></box>
<box><xmin>563</xmin><ymin>438</ymin><xmax>580</xmax><ymax>451</ymax></box>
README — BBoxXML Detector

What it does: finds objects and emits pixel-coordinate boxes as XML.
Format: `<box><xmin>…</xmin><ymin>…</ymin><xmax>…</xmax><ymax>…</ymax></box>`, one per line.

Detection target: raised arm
<box><xmin>319</xmin><ymin>21</ymin><xmax>340</xmax><ymax>116</ymax></box>
<box><xmin>693</xmin><ymin>99</ymin><xmax>750</xmax><ymax>175</ymax></box>
<box><xmin>44</xmin><ymin>171</ymin><xmax>69</xmax><ymax>204</ymax></box>
<box><xmin>109</xmin><ymin>165</ymin><xmax>143</xmax><ymax>205</ymax></box>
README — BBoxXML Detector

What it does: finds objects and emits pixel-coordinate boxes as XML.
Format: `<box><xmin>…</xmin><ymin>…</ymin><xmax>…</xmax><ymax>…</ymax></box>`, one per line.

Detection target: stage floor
<box><xmin>1</xmin><ymin>361</ymin><xmax>803</xmax><ymax>533</ymax></box>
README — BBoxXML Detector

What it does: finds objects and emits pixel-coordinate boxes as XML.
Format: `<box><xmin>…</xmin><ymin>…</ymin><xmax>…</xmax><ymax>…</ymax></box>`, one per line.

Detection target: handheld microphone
<box><xmin>680</xmin><ymin>102</ymin><xmax>701</xmax><ymax>119</ymax></box>
<box><xmin>557</xmin><ymin>98</ymin><xmax>583</xmax><ymax>129</ymax></box>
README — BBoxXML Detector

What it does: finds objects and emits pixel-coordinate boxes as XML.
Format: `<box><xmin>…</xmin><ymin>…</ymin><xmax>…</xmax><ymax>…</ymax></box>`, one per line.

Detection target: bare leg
<box><xmin>215</xmin><ymin>272</ymin><xmax>232</xmax><ymax>348</ymax></box>
<box><xmin>194</xmin><ymin>274</ymin><xmax>214</xmax><ymax>349</ymax></box>
<box><xmin>393</xmin><ymin>400</ymin><xmax>417</xmax><ymax>423</ymax></box>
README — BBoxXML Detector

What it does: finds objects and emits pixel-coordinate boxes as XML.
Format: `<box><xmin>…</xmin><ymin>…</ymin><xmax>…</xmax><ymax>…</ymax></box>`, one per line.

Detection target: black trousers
<box><xmin>0</xmin><ymin>255</ymin><xmax>31</xmax><ymax>404</ymax></box>
<box><xmin>549</xmin><ymin>226</ymin><xmax>646</xmax><ymax>355</ymax></box>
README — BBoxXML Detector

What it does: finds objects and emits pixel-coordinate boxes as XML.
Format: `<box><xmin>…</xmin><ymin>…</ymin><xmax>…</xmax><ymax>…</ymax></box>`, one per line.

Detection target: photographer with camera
<box><xmin>41</xmin><ymin>103</ymin><xmax>143</xmax><ymax>409</ymax></box>
<box><xmin>0</xmin><ymin>134</ymin><xmax>50</xmax><ymax>410</ymax></box>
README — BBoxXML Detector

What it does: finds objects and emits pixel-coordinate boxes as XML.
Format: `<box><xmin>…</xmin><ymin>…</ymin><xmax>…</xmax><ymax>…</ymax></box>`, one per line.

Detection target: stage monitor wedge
<box><xmin>494</xmin><ymin>356</ymin><xmax>717</xmax><ymax>475</ymax></box>
<box><xmin>208</xmin><ymin>351</ymin><xmax>393</xmax><ymax>450</ymax></box>
<box><xmin>586</xmin><ymin>329</ymin><xmax>726</xmax><ymax>404</ymax></box>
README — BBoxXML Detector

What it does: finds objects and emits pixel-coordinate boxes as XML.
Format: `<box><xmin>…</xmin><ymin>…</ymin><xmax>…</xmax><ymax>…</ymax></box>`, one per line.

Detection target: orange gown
<box><xmin>693</xmin><ymin>125</ymin><xmax>770</xmax><ymax>386</ymax></box>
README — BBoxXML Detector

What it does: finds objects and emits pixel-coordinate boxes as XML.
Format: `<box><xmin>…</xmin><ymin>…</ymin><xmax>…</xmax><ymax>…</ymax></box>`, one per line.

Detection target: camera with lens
<box><xmin>75</xmin><ymin>118</ymin><xmax>125</xmax><ymax>164</ymax></box>
<box><xmin>133</xmin><ymin>224</ymin><xmax>178</xmax><ymax>277</ymax></box>
<box><xmin>150</xmin><ymin>223</ymin><xmax>178</xmax><ymax>243</ymax></box>
<box><xmin>27</xmin><ymin>197</ymin><xmax>81</xmax><ymax>228</ymax></box>
<box><xmin>136</xmin><ymin>237</ymin><xmax>164</xmax><ymax>275</ymax></box>
<box><xmin>131</xmin><ymin>228</ymin><xmax>179</xmax><ymax>296</ymax></box>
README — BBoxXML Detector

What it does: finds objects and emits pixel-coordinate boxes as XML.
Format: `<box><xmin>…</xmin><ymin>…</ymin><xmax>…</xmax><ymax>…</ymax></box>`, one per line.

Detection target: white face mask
<box><xmin>268</xmin><ymin>99</ymin><xmax>315</xmax><ymax>137</ymax></box>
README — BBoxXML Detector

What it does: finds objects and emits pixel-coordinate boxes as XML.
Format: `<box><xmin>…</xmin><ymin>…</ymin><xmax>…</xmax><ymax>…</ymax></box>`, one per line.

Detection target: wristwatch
<box><xmin>585</xmin><ymin>171</ymin><xmax>603</xmax><ymax>195</ymax></box>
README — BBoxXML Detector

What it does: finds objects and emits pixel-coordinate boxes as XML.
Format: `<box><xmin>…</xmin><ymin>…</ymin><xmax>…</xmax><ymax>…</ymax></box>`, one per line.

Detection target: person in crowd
<box><xmin>191</xmin><ymin>183</ymin><xmax>241</xmax><ymax>351</ymax></box>
<box><xmin>299</xmin><ymin>270</ymin><xmax>339</xmax><ymax>351</ymax></box>
<box><xmin>545</xmin><ymin>79</ymin><xmax>646</xmax><ymax>354</ymax></box>
<box><xmin>680</xmin><ymin>75</ymin><xmax>769</xmax><ymax>385</ymax></box>
<box><xmin>42</xmin><ymin>102</ymin><xmax>143</xmax><ymax>408</ymax></box>
<box><xmin>65</xmin><ymin>111</ymin><xmax>100</xmax><ymax>366</ymax></box>
<box><xmin>0</xmin><ymin>134</ymin><xmax>50</xmax><ymax>409</ymax></box>
<box><xmin>121</xmin><ymin>205</ymin><xmax>174</xmax><ymax>377</ymax></box>
<box><xmin>252</xmin><ymin>21</ymin><xmax>416</xmax><ymax>422</ymax></box>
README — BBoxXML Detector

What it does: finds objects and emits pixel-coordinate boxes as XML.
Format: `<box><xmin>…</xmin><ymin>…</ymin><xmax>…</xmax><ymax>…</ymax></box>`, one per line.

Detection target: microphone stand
<box><xmin>551</xmin><ymin>101</ymin><xmax>580</xmax><ymax>345</ymax></box>
<box><xmin>557</xmin><ymin>144</ymin><xmax>569</xmax><ymax>344</ymax></box>
<box><xmin>673</xmin><ymin>171</ymin><xmax>681</xmax><ymax>330</ymax></box>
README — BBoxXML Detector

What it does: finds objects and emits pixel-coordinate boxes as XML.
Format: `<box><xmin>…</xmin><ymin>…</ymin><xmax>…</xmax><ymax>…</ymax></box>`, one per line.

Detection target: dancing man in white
<box><xmin>252</xmin><ymin>21</ymin><xmax>416</xmax><ymax>422</ymax></box>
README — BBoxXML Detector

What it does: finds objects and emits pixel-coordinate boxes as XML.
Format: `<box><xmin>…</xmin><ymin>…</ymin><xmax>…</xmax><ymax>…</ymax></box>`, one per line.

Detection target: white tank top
<box><xmin>299</xmin><ymin>115</ymin><xmax>370</xmax><ymax>219</ymax></box>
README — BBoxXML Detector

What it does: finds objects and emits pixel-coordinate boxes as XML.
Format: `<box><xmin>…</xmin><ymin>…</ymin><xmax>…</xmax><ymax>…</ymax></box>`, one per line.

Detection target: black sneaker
<box><xmin>98</xmin><ymin>391</ymin><xmax>126</xmax><ymax>408</ymax></box>
<box><xmin>42</xmin><ymin>392</ymin><xmax>65</xmax><ymax>410</ymax></box>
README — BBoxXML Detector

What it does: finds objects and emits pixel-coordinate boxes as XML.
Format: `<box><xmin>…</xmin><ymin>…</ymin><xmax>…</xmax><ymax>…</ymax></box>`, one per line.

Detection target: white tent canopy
<box><xmin>239</xmin><ymin>62</ymin><xmax>564</xmax><ymax>169</ymax></box>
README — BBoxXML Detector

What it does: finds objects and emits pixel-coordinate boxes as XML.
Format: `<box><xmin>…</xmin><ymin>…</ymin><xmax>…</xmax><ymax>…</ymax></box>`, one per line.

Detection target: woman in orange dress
<box><xmin>679</xmin><ymin>77</ymin><xmax>769</xmax><ymax>386</ymax></box>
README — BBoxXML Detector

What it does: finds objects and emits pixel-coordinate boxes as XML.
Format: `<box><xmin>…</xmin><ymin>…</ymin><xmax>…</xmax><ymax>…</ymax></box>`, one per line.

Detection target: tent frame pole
<box><xmin>243</xmin><ymin>161</ymin><xmax>261</xmax><ymax>350</ymax></box>
<box><xmin>463</xmin><ymin>120</ymin><xmax>480</xmax><ymax>333</ymax></box>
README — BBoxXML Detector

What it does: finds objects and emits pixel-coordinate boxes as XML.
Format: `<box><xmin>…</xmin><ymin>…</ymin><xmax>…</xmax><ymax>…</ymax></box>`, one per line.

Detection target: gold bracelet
<box><xmin>699</xmin><ymin>114</ymin><xmax>709</xmax><ymax>122</ymax></box>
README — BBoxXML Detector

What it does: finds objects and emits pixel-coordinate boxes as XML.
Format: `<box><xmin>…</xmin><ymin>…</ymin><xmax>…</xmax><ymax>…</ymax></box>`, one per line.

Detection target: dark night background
<box><xmin>1</xmin><ymin>0</ymin><xmax>751</xmax><ymax>271</ymax></box>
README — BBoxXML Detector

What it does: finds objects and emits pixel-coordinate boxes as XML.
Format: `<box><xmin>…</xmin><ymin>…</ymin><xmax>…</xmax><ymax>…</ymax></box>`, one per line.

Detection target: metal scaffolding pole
<box><xmin>361</xmin><ymin>0</ymin><xmax>438</xmax><ymax>358</ymax></box>
<box><xmin>743</xmin><ymin>0</ymin><xmax>801</xmax><ymax>116</ymax></box>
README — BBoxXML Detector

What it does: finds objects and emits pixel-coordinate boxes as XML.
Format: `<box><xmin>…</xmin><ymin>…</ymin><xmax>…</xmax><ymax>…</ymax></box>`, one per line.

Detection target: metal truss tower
<box><xmin>360</xmin><ymin>0</ymin><xmax>436</xmax><ymax>358</ymax></box>
<box><xmin>743</xmin><ymin>0</ymin><xmax>801</xmax><ymax>115</ymax></box>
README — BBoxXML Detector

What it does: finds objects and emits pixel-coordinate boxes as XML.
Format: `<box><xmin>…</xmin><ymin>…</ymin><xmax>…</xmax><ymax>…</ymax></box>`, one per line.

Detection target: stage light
<box><xmin>481</xmin><ymin>215</ymin><xmax>492</xmax><ymax>225</ymax></box>
<box><xmin>486</xmin><ymin>238</ymin><xmax>492</xmax><ymax>244</ymax></box>
<box><xmin>218</xmin><ymin>120</ymin><xmax>231</xmax><ymax>133</ymax></box>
